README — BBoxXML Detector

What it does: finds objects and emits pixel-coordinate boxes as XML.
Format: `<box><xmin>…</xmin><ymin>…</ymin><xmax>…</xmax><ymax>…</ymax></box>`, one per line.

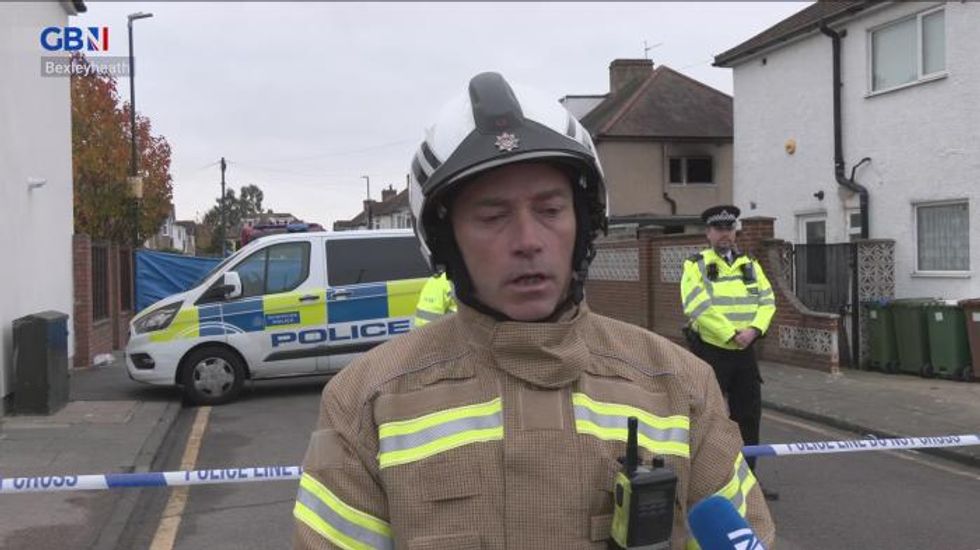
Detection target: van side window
<box><xmin>327</xmin><ymin>237</ymin><xmax>430</xmax><ymax>286</ymax></box>
<box><xmin>235</xmin><ymin>242</ymin><xmax>311</xmax><ymax>298</ymax></box>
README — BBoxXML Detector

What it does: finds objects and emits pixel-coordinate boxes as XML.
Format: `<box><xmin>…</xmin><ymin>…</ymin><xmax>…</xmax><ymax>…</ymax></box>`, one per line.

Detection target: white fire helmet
<box><xmin>408</xmin><ymin>72</ymin><xmax>608</xmax><ymax>310</ymax></box>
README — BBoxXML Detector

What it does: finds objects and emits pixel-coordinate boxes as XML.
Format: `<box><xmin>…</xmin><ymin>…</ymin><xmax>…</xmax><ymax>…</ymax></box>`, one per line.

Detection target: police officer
<box><xmin>413</xmin><ymin>271</ymin><xmax>456</xmax><ymax>327</ymax></box>
<box><xmin>294</xmin><ymin>74</ymin><xmax>773</xmax><ymax>549</ymax></box>
<box><xmin>680</xmin><ymin>205</ymin><xmax>777</xmax><ymax>499</ymax></box>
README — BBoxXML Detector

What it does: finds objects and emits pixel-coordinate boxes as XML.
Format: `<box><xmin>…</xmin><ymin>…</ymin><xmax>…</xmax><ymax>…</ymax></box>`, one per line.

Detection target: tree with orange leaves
<box><xmin>70</xmin><ymin>52</ymin><xmax>172</xmax><ymax>244</ymax></box>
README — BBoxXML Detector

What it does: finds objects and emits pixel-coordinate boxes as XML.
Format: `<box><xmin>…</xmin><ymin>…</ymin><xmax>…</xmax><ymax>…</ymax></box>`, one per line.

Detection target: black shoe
<box><xmin>762</xmin><ymin>487</ymin><xmax>780</xmax><ymax>501</ymax></box>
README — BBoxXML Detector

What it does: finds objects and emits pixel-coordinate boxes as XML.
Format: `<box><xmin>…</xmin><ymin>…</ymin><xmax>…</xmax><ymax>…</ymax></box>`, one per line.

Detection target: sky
<box><xmin>75</xmin><ymin>2</ymin><xmax>810</xmax><ymax>228</ymax></box>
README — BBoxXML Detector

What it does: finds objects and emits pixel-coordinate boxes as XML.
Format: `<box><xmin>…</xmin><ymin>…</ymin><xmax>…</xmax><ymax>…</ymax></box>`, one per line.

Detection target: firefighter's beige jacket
<box><xmin>294</xmin><ymin>302</ymin><xmax>774</xmax><ymax>549</ymax></box>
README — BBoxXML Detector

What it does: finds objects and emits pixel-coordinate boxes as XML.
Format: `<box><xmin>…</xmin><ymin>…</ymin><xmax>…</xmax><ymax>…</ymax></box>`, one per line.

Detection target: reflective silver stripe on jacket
<box><xmin>378</xmin><ymin>413</ymin><xmax>502</xmax><ymax>454</ymax></box>
<box><xmin>413</xmin><ymin>309</ymin><xmax>443</xmax><ymax>322</ymax></box>
<box><xmin>727</xmin><ymin>456</ymin><xmax>753</xmax><ymax>513</ymax></box>
<box><xmin>296</xmin><ymin>484</ymin><xmax>394</xmax><ymax>550</ymax></box>
<box><xmin>572</xmin><ymin>406</ymin><xmax>689</xmax><ymax>446</ymax></box>
<box><xmin>724</xmin><ymin>312</ymin><xmax>756</xmax><ymax>322</ymax></box>
<box><xmin>689</xmin><ymin>301</ymin><xmax>711</xmax><ymax>321</ymax></box>
<box><xmin>710</xmin><ymin>296</ymin><xmax>760</xmax><ymax>306</ymax></box>
<box><xmin>684</xmin><ymin>286</ymin><xmax>705</xmax><ymax>310</ymax></box>
<box><xmin>696</xmin><ymin>258</ymin><xmax>715</xmax><ymax>298</ymax></box>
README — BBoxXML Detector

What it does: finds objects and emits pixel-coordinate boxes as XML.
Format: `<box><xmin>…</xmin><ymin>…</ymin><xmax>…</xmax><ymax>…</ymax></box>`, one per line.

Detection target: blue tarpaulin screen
<box><xmin>135</xmin><ymin>250</ymin><xmax>222</xmax><ymax>313</ymax></box>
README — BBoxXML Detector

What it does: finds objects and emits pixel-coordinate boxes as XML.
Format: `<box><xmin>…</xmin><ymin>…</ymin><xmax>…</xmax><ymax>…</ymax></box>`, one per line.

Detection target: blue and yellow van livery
<box><xmin>126</xmin><ymin>230</ymin><xmax>432</xmax><ymax>405</ymax></box>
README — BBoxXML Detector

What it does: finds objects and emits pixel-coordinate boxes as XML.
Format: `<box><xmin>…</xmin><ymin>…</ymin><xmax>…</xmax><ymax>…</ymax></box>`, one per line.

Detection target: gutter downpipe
<box><xmin>819</xmin><ymin>24</ymin><xmax>870</xmax><ymax>239</ymax></box>
<box><xmin>821</xmin><ymin>23</ymin><xmax>872</xmax><ymax>370</ymax></box>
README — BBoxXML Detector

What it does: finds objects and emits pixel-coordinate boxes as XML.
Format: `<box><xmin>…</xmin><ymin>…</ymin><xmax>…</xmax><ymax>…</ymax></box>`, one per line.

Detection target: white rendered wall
<box><xmin>732</xmin><ymin>1</ymin><xmax>979</xmax><ymax>300</ymax></box>
<box><xmin>0</xmin><ymin>2</ymin><xmax>76</xmax><ymax>403</ymax></box>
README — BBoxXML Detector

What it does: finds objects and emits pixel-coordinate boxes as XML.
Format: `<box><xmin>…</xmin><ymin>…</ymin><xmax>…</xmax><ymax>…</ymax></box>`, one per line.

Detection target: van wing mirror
<box><xmin>223</xmin><ymin>271</ymin><xmax>243</xmax><ymax>299</ymax></box>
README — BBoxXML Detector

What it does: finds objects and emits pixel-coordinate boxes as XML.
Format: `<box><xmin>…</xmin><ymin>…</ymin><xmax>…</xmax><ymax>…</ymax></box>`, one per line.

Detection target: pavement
<box><xmin>760</xmin><ymin>360</ymin><xmax>980</xmax><ymax>468</ymax></box>
<box><xmin>0</xmin><ymin>353</ymin><xmax>977</xmax><ymax>549</ymax></box>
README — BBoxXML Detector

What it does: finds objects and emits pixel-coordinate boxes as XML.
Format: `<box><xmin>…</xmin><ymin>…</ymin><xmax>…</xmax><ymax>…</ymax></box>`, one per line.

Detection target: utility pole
<box><xmin>220</xmin><ymin>157</ymin><xmax>227</xmax><ymax>256</ymax></box>
<box><xmin>362</xmin><ymin>175</ymin><xmax>372</xmax><ymax>230</ymax></box>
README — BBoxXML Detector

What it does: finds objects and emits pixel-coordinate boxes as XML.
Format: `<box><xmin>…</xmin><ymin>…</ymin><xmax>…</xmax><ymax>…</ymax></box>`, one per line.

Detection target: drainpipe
<box><xmin>820</xmin><ymin>24</ymin><xmax>871</xmax><ymax>239</ymax></box>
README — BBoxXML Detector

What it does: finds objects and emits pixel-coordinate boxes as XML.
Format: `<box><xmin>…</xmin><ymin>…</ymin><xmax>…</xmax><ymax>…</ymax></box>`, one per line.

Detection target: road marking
<box><xmin>762</xmin><ymin>410</ymin><xmax>980</xmax><ymax>482</ymax></box>
<box><xmin>149</xmin><ymin>406</ymin><xmax>212</xmax><ymax>550</ymax></box>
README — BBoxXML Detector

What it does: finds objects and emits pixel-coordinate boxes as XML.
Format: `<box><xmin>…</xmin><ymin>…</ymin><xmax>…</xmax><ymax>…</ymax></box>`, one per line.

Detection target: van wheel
<box><xmin>181</xmin><ymin>347</ymin><xmax>245</xmax><ymax>406</ymax></box>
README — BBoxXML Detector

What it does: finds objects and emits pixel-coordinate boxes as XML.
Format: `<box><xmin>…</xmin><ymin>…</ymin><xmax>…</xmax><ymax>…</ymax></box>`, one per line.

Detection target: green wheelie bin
<box><xmin>959</xmin><ymin>298</ymin><xmax>980</xmax><ymax>382</ymax></box>
<box><xmin>865</xmin><ymin>300</ymin><xmax>898</xmax><ymax>373</ymax></box>
<box><xmin>924</xmin><ymin>300</ymin><xmax>972</xmax><ymax>380</ymax></box>
<box><xmin>889</xmin><ymin>298</ymin><xmax>934</xmax><ymax>377</ymax></box>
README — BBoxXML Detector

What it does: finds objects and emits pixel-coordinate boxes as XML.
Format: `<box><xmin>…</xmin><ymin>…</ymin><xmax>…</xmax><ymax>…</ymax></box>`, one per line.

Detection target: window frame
<box><xmin>846</xmin><ymin>208</ymin><xmax>863</xmax><ymax>243</ymax></box>
<box><xmin>867</xmin><ymin>5</ymin><xmax>946</xmax><ymax>96</ymax></box>
<box><xmin>912</xmin><ymin>199</ymin><xmax>971</xmax><ymax>277</ymax></box>
<box><xmin>221</xmin><ymin>240</ymin><xmax>312</xmax><ymax>300</ymax></box>
<box><xmin>666</xmin><ymin>156</ymin><xmax>715</xmax><ymax>186</ymax></box>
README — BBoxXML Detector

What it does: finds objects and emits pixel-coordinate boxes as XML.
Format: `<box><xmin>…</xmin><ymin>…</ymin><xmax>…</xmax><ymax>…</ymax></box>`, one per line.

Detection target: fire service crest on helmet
<box><xmin>494</xmin><ymin>132</ymin><xmax>520</xmax><ymax>152</ymax></box>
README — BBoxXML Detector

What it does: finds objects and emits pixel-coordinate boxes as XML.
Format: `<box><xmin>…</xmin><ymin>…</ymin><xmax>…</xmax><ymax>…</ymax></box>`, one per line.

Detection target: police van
<box><xmin>125</xmin><ymin>229</ymin><xmax>431</xmax><ymax>405</ymax></box>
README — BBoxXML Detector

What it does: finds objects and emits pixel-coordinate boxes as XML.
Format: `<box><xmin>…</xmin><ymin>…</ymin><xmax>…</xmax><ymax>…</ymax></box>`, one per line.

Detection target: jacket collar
<box><xmin>455</xmin><ymin>301</ymin><xmax>592</xmax><ymax>389</ymax></box>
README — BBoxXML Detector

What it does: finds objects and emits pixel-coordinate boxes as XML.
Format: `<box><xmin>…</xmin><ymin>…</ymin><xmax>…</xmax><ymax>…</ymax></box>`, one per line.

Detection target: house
<box><xmin>715</xmin><ymin>1</ymin><xmax>977</xmax><ymax>300</ymax></box>
<box><xmin>0</xmin><ymin>0</ymin><xmax>87</xmax><ymax>410</ymax></box>
<box><xmin>175</xmin><ymin>221</ymin><xmax>198</xmax><ymax>255</ymax></box>
<box><xmin>333</xmin><ymin>185</ymin><xmax>411</xmax><ymax>231</ymax></box>
<box><xmin>145</xmin><ymin>206</ymin><xmax>194</xmax><ymax>254</ymax></box>
<box><xmin>573</xmin><ymin>59</ymin><xmax>735</xmax><ymax>232</ymax></box>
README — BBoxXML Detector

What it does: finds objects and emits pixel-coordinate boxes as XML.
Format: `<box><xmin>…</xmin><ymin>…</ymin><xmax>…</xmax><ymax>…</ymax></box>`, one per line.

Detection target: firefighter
<box><xmin>680</xmin><ymin>205</ymin><xmax>778</xmax><ymax>500</ymax></box>
<box><xmin>413</xmin><ymin>271</ymin><xmax>456</xmax><ymax>327</ymax></box>
<box><xmin>294</xmin><ymin>73</ymin><xmax>774</xmax><ymax>549</ymax></box>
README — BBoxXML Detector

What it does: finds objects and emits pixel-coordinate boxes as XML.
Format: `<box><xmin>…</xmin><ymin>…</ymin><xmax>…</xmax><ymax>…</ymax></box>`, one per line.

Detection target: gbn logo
<box><xmin>40</xmin><ymin>27</ymin><xmax>109</xmax><ymax>52</ymax></box>
<box><xmin>728</xmin><ymin>528</ymin><xmax>766</xmax><ymax>550</ymax></box>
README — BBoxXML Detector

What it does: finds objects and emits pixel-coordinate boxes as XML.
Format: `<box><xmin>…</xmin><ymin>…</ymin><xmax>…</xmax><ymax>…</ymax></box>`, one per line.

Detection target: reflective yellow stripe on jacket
<box><xmin>294</xmin><ymin>473</ymin><xmax>393</xmax><ymax>550</ymax></box>
<box><xmin>413</xmin><ymin>273</ymin><xmax>457</xmax><ymax>327</ymax></box>
<box><xmin>377</xmin><ymin>397</ymin><xmax>503</xmax><ymax>468</ymax></box>
<box><xmin>685</xmin><ymin>453</ymin><xmax>758</xmax><ymax>550</ymax></box>
<box><xmin>680</xmin><ymin>249</ymin><xmax>775</xmax><ymax>349</ymax></box>
<box><xmin>572</xmin><ymin>393</ymin><xmax>691</xmax><ymax>458</ymax></box>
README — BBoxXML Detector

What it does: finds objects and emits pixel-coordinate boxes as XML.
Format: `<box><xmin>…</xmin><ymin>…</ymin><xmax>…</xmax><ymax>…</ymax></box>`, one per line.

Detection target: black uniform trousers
<box><xmin>689</xmin><ymin>338</ymin><xmax>763</xmax><ymax>472</ymax></box>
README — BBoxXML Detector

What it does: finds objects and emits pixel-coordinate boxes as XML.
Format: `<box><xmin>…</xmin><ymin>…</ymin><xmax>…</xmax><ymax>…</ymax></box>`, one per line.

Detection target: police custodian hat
<box><xmin>701</xmin><ymin>205</ymin><xmax>740</xmax><ymax>228</ymax></box>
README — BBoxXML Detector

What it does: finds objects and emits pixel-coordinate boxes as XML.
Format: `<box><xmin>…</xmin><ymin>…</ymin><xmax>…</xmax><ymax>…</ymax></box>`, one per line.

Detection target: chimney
<box><xmin>609</xmin><ymin>59</ymin><xmax>653</xmax><ymax>94</ymax></box>
<box><xmin>381</xmin><ymin>185</ymin><xmax>396</xmax><ymax>202</ymax></box>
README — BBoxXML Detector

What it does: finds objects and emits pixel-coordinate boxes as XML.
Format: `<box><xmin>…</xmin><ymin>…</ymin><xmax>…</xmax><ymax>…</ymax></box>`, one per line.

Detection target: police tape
<box><xmin>743</xmin><ymin>434</ymin><xmax>980</xmax><ymax>458</ymax></box>
<box><xmin>3</xmin><ymin>435</ymin><xmax>980</xmax><ymax>494</ymax></box>
<box><xmin>0</xmin><ymin>465</ymin><xmax>301</xmax><ymax>495</ymax></box>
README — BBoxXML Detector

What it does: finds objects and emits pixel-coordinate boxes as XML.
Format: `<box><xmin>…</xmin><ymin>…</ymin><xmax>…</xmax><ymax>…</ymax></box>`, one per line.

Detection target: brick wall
<box><xmin>73</xmin><ymin>235</ymin><xmax>134</xmax><ymax>368</ymax></box>
<box><xmin>648</xmin><ymin>231</ymin><xmax>706</xmax><ymax>344</ymax></box>
<box><xmin>72</xmin><ymin>235</ymin><xmax>92</xmax><ymax>368</ymax></box>
<box><xmin>585</xmin><ymin>234</ymin><xmax>653</xmax><ymax>329</ymax></box>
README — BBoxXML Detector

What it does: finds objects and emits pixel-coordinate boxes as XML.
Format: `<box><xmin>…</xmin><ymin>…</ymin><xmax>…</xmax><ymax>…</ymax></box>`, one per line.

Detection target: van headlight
<box><xmin>133</xmin><ymin>302</ymin><xmax>182</xmax><ymax>334</ymax></box>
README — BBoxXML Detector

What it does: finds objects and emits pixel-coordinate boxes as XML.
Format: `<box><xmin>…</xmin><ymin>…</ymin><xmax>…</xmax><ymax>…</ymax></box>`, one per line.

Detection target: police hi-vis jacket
<box><xmin>412</xmin><ymin>273</ymin><xmax>457</xmax><ymax>327</ymax></box>
<box><xmin>681</xmin><ymin>249</ymin><xmax>776</xmax><ymax>350</ymax></box>
<box><xmin>293</xmin><ymin>302</ymin><xmax>775</xmax><ymax>549</ymax></box>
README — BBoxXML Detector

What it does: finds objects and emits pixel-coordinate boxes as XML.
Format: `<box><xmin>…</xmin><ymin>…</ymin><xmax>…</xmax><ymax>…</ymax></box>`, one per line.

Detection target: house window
<box><xmin>668</xmin><ymin>157</ymin><xmax>713</xmax><ymax>185</ymax></box>
<box><xmin>916</xmin><ymin>201</ymin><xmax>969</xmax><ymax>272</ymax></box>
<box><xmin>871</xmin><ymin>7</ymin><xmax>945</xmax><ymax>92</ymax></box>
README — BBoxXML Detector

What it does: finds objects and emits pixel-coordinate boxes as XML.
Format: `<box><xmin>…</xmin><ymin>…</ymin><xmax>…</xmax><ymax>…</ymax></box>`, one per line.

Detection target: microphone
<box><xmin>688</xmin><ymin>495</ymin><xmax>766</xmax><ymax>550</ymax></box>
